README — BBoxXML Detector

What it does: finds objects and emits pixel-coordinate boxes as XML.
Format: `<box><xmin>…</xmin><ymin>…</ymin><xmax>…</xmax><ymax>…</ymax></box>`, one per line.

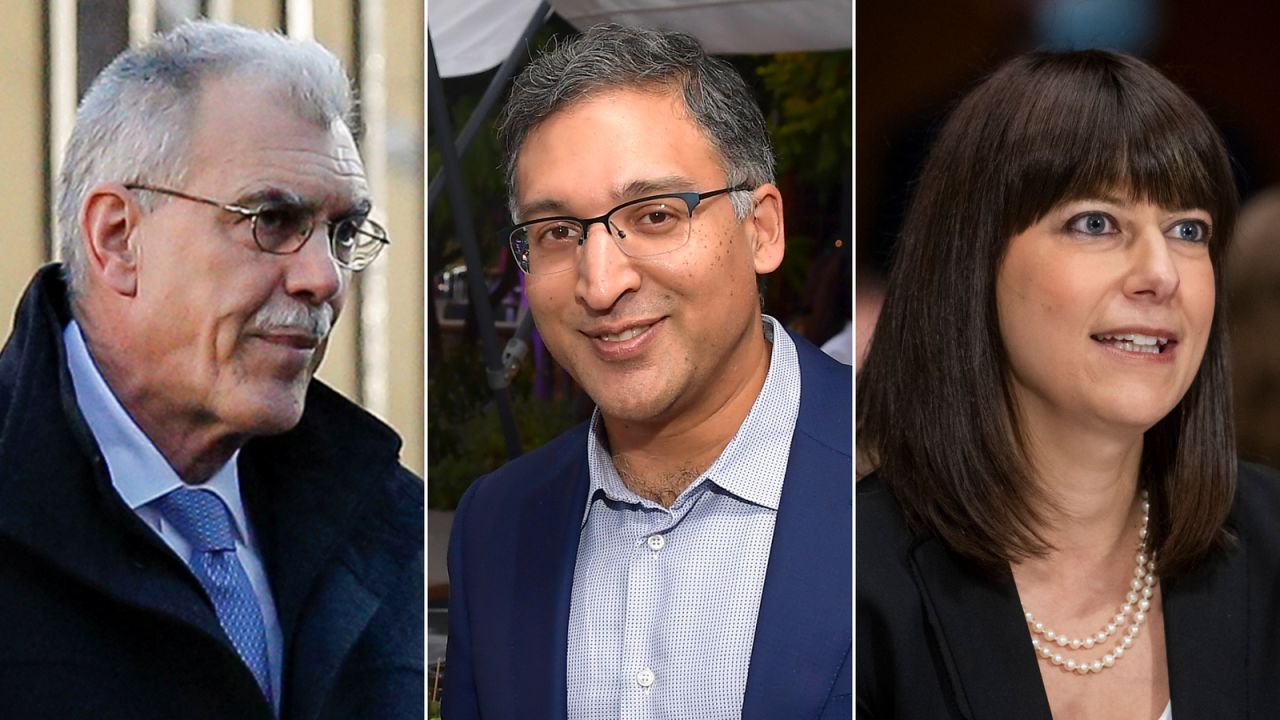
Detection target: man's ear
<box><xmin>749</xmin><ymin>183</ymin><xmax>785</xmax><ymax>274</ymax></box>
<box><xmin>80</xmin><ymin>183</ymin><xmax>142</xmax><ymax>297</ymax></box>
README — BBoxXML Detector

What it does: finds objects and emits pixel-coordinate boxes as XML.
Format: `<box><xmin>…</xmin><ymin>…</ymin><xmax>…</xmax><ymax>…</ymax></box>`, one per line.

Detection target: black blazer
<box><xmin>857</xmin><ymin>462</ymin><xmax>1280</xmax><ymax>719</ymax></box>
<box><xmin>0</xmin><ymin>266</ymin><xmax>424</xmax><ymax>719</ymax></box>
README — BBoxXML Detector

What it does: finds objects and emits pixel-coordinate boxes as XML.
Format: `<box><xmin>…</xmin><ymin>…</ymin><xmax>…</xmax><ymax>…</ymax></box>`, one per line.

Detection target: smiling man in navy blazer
<box><xmin>444</xmin><ymin>24</ymin><xmax>851</xmax><ymax>719</ymax></box>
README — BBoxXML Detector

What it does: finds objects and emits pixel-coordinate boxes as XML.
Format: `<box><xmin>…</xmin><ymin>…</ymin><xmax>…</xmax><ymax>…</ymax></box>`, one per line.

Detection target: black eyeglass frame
<box><xmin>124</xmin><ymin>183</ymin><xmax>389</xmax><ymax>271</ymax></box>
<box><xmin>502</xmin><ymin>184</ymin><xmax>754</xmax><ymax>275</ymax></box>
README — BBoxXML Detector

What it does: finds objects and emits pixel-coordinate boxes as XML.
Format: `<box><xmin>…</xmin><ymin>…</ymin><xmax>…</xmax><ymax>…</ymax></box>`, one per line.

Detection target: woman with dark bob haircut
<box><xmin>857</xmin><ymin>50</ymin><xmax>1280</xmax><ymax>719</ymax></box>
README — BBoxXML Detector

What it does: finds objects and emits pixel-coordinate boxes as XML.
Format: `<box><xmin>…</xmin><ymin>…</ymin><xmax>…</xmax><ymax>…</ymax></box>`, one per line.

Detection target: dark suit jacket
<box><xmin>443</xmin><ymin>331</ymin><xmax>852</xmax><ymax>719</ymax></box>
<box><xmin>857</xmin><ymin>463</ymin><xmax>1280</xmax><ymax>719</ymax></box>
<box><xmin>0</xmin><ymin>265</ymin><xmax>424</xmax><ymax>720</ymax></box>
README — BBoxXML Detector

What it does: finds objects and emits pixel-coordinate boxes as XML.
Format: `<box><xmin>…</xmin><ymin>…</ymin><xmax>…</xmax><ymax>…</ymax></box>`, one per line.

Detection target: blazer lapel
<box><xmin>910</xmin><ymin>538</ymin><xmax>1054</xmax><ymax>720</ymax></box>
<box><xmin>506</xmin><ymin>451</ymin><xmax>590</xmax><ymax>717</ymax></box>
<box><xmin>742</xmin><ymin>432</ymin><xmax>852</xmax><ymax>718</ymax></box>
<box><xmin>1162</xmin><ymin>539</ymin><xmax>1248</xmax><ymax>718</ymax></box>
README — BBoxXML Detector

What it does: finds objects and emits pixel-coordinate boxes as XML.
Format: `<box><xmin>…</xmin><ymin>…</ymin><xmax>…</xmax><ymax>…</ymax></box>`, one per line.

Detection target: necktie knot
<box><xmin>154</xmin><ymin>488</ymin><xmax>236</xmax><ymax>553</ymax></box>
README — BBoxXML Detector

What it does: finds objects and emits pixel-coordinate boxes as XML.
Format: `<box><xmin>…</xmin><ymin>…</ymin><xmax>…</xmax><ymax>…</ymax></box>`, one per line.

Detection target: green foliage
<box><xmin>756</xmin><ymin>52</ymin><xmax>852</xmax><ymax>184</ymax></box>
<box><xmin>427</xmin><ymin>341</ymin><xmax>579</xmax><ymax>509</ymax></box>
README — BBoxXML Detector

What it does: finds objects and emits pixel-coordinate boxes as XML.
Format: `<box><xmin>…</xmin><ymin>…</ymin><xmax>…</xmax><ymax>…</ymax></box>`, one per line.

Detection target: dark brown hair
<box><xmin>857</xmin><ymin>50</ymin><xmax>1238</xmax><ymax>576</ymax></box>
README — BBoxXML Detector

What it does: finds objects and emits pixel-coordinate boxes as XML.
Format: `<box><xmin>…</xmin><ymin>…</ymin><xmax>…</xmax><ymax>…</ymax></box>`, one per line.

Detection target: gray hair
<box><xmin>56</xmin><ymin>20</ymin><xmax>356</xmax><ymax>299</ymax></box>
<box><xmin>497</xmin><ymin>23</ymin><xmax>775</xmax><ymax>222</ymax></box>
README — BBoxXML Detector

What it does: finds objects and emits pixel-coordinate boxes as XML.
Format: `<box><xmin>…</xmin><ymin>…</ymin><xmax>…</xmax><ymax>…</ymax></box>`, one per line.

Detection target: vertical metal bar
<box><xmin>425</xmin><ymin>1</ymin><xmax>550</xmax><ymax>213</ymax></box>
<box><xmin>285</xmin><ymin>0</ymin><xmax>314</xmax><ymax>39</ymax></box>
<box><xmin>206</xmin><ymin>0</ymin><xmax>234</xmax><ymax>22</ymax></box>
<box><xmin>48</xmin><ymin>0</ymin><xmax>78</xmax><ymax>262</ymax></box>
<box><xmin>428</xmin><ymin>37</ymin><xmax>522</xmax><ymax>460</ymax></box>
<box><xmin>129</xmin><ymin>0</ymin><xmax>156</xmax><ymax>44</ymax></box>
<box><xmin>356</xmin><ymin>0</ymin><xmax>390</xmax><ymax>416</ymax></box>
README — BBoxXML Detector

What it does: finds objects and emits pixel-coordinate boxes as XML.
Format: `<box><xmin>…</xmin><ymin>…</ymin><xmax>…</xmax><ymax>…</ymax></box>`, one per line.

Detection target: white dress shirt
<box><xmin>64</xmin><ymin>320</ymin><xmax>284</xmax><ymax>709</ymax></box>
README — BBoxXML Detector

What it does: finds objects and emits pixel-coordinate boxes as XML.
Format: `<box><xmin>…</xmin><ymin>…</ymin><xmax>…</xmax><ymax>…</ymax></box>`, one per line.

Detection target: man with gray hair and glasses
<box><xmin>0</xmin><ymin>22</ymin><xmax>421</xmax><ymax>719</ymax></box>
<box><xmin>445</xmin><ymin>24</ymin><xmax>851</xmax><ymax>719</ymax></box>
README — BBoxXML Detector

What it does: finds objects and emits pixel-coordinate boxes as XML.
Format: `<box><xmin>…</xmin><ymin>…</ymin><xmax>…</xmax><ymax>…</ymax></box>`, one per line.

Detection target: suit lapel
<box><xmin>743</xmin><ymin>335</ymin><xmax>853</xmax><ymax>717</ymax></box>
<box><xmin>742</xmin><ymin>431</ymin><xmax>851</xmax><ymax>718</ymax></box>
<box><xmin>508</xmin><ymin>447</ymin><xmax>590</xmax><ymax>717</ymax></box>
<box><xmin>909</xmin><ymin>538</ymin><xmax>1053</xmax><ymax>720</ymax></box>
<box><xmin>1162</xmin><ymin>539</ymin><xmax>1248</xmax><ymax>718</ymax></box>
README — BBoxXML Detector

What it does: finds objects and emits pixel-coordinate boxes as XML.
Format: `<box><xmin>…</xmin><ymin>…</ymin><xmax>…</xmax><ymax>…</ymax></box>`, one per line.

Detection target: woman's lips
<box><xmin>1090</xmin><ymin>332</ymin><xmax>1178</xmax><ymax>364</ymax></box>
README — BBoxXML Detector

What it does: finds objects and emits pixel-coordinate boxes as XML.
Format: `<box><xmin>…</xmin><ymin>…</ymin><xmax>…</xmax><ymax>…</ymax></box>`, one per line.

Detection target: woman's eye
<box><xmin>1168</xmin><ymin>219</ymin><xmax>1211</xmax><ymax>243</ymax></box>
<box><xmin>1067</xmin><ymin>212</ymin><xmax>1116</xmax><ymax>236</ymax></box>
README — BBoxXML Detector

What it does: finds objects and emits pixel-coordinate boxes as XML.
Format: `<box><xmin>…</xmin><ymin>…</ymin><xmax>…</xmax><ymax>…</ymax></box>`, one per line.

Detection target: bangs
<box><xmin>996</xmin><ymin>52</ymin><xmax>1236</xmax><ymax>248</ymax></box>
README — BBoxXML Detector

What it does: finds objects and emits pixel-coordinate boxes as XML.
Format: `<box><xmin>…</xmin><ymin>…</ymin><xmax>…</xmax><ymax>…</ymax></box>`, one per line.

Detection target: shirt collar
<box><xmin>63</xmin><ymin>319</ymin><xmax>249</xmax><ymax>543</ymax></box>
<box><xmin>582</xmin><ymin>314</ymin><xmax>802</xmax><ymax>526</ymax></box>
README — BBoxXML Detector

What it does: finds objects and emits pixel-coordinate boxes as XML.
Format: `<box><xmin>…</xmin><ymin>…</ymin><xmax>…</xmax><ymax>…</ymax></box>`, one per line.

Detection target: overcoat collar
<box><xmin>0</xmin><ymin>265</ymin><xmax>248</xmax><ymax>692</ymax></box>
<box><xmin>501</xmin><ymin>424</ymin><xmax>591</xmax><ymax>717</ymax></box>
<box><xmin>0</xmin><ymin>265</ymin><xmax>421</xmax><ymax>720</ymax></box>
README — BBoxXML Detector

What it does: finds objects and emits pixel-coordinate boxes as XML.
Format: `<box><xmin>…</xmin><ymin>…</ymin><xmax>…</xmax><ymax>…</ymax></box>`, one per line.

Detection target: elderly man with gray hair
<box><xmin>0</xmin><ymin>21</ymin><xmax>422</xmax><ymax>720</ymax></box>
<box><xmin>444</xmin><ymin>24</ymin><xmax>851</xmax><ymax>719</ymax></box>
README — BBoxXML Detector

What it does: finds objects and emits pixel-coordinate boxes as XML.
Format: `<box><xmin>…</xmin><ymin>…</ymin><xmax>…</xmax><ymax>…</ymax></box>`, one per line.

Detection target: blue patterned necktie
<box><xmin>154</xmin><ymin>488</ymin><xmax>273</xmax><ymax>704</ymax></box>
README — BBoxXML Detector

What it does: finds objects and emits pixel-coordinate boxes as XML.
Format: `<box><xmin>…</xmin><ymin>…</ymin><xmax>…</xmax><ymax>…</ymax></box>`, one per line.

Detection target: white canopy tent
<box><xmin>428</xmin><ymin>0</ymin><xmax>852</xmax><ymax>78</ymax></box>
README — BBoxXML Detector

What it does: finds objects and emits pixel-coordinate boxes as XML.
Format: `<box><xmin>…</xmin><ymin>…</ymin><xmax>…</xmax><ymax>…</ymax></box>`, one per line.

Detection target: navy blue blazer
<box><xmin>444</xmin><ymin>331</ymin><xmax>852</xmax><ymax>718</ymax></box>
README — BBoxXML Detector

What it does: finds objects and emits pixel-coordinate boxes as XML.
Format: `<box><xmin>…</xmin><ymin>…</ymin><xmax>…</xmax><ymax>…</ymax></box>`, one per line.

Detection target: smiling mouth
<box><xmin>595</xmin><ymin>324</ymin><xmax>654</xmax><ymax>342</ymax></box>
<box><xmin>1091</xmin><ymin>332</ymin><xmax>1173</xmax><ymax>355</ymax></box>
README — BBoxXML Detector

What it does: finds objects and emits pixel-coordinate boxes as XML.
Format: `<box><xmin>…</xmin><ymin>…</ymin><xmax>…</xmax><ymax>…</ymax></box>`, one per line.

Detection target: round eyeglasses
<box><xmin>502</xmin><ymin>185</ymin><xmax>752</xmax><ymax>275</ymax></box>
<box><xmin>125</xmin><ymin>184</ymin><xmax>389</xmax><ymax>271</ymax></box>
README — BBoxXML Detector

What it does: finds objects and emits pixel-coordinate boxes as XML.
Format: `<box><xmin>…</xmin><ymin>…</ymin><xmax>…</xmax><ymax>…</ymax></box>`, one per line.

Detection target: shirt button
<box><xmin>636</xmin><ymin>668</ymin><xmax>656</xmax><ymax>688</ymax></box>
<box><xmin>646</xmin><ymin>533</ymin><xmax>666</xmax><ymax>551</ymax></box>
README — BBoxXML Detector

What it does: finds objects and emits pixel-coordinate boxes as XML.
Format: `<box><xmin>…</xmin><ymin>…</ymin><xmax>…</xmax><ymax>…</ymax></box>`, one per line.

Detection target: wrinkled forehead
<box><xmin>186</xmin><ymin>78</ymin><xmax>370</xmax><ymax>206</ymax></box>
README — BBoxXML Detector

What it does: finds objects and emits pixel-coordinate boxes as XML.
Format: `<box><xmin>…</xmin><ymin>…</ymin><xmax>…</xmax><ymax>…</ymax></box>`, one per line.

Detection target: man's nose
<box><xmin>574</xmin><ymin>221</ymin><xmax>641</xmax><ymax>311</ymax></box>
<box><xmin>283</xmin><ymin>227</ymin><xmax>346</xmax><ymax>305</ymax></box>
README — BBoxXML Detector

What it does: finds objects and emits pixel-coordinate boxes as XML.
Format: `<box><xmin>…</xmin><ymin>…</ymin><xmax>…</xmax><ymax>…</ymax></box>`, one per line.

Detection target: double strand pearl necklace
<box><xmin>1021</xmin><ymin>490</ymin><xmax>1158</xmax><ymax>676</ymax></box>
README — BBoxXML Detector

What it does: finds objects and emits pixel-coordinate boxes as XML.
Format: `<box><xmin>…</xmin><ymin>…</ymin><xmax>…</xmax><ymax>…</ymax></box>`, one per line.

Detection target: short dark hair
<box><xmin>495</xmin><ymin>23</ymin><xmax>774</xmax><ymax>223</ymax></box>
<box><xmin>857</xmin><ymin>50</ymin><xmax>1238</xmax><ymax>577</ymax></box>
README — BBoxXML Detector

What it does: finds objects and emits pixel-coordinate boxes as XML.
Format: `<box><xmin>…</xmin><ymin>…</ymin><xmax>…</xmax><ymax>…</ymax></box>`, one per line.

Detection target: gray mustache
<box><xmin>249</xmin><ymin>300</ymin><xmax>333</xmax><ymax>338</ymax></box>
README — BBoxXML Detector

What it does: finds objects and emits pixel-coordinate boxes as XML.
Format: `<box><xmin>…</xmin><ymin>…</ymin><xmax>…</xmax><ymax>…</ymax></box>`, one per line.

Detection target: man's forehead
<box><xmin>512</xmin><ymin>86</ymin><xmax>722</xmax><ymax>215</ymax></box>
<box><xmin>186</xmin><ymin>83</ymin><xmax>370</xmax><ymax>209</ymax></box>
<box><xmin>516</xmin><ymin>175</ymin><xmax>699</xmax><ymax>218</ymax></box>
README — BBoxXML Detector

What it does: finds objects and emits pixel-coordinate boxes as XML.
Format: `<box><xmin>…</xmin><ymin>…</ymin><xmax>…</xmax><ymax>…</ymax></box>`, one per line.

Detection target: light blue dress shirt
<box><xmin>64</xmin><ymin>320</ymin><xmax>284</xmax><ymax>709</ymax></box>
<box><xmin>567</xmin><ymin>315</ymin><xmax>802</xmax><ymax>719</ymax></box>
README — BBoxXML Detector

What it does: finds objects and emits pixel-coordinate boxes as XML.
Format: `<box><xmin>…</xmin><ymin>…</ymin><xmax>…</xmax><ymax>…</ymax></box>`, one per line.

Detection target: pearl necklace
<box><xmin>1021</xmin><ymin>490</ymin><xmax>1158</xmax><ymax>675</ymax></box>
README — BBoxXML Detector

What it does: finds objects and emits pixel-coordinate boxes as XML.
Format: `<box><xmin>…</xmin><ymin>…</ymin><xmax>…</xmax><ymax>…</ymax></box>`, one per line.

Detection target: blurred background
<box><xmin>857</xmin><ymin>0</ymin><xmax>1280</xmax><ymax>462</ymax></box>
<box><xmin>0</xmin><ymin>0</ymin><xmax>424</xmax><ymax>474</ymax></box>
